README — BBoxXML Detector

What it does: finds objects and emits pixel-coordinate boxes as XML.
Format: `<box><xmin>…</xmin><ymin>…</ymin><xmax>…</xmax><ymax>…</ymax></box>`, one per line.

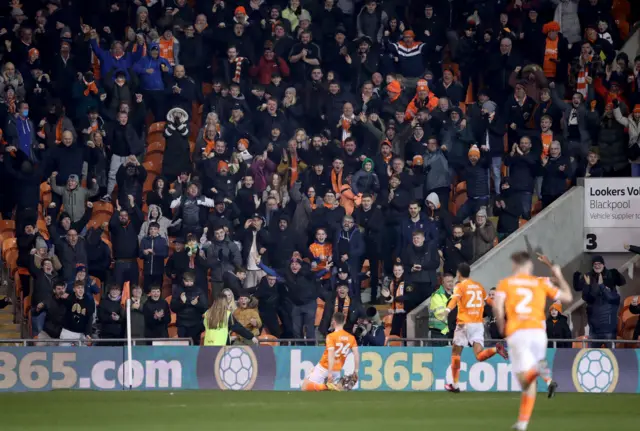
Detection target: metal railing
<box><xmin>0</xmin><ymin>338</ymin><xmax>193</xmax><ymax>346</ymax></box>
<box><xmin>1</xmin><ymin>337</ymin><xmax>638</xmax><ymax>348</ymax></box>
<box><xmin>383</xmin><ymin>337</ymin><xmax>640</xmax><ymax>348</ymax></box>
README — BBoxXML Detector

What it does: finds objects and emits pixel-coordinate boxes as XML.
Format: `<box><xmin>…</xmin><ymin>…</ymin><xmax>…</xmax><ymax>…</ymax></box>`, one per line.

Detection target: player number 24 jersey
<box><xmin>319</xmin><ymin>329</ymin><xmax>357</xmax><ymax>371</ymax></box>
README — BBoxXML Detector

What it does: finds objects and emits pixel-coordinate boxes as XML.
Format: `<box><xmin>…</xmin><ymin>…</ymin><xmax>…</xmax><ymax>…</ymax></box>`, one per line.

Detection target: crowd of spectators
<box><xmin>0</xmin><ymin>0</ymin><xmax>639</xmax><ymax>345</ymax></box>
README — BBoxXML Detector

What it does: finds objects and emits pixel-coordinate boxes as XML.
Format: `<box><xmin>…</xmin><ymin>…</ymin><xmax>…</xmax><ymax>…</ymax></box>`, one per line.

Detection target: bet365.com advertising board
<box><xmin>584</xmin><ymin>178</ymin><xmax>640</xmax><ymax>252</ymax></box>
<box><xmin>0</xmin><ymin>346</ymin><xmax>638</xmax><ymax>393</ymax></box>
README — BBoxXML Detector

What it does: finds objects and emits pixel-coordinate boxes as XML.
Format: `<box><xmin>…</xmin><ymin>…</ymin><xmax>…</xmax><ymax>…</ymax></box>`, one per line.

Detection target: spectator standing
<box><xmin>60</xmin><ymin>281</ymin><xmax>95</xmax><ymax>345</ymax></box>
<box><xmin>428</xmin><ymin>272</ymin><xmax>456</xmax><ymax>345</ymax></box>
<box><xmin>232</xmin><ymin>293</ymin><xmax>262</xmax><ymax>344</ymax></box>
<box><xmin>470</xmin><ymin>207</ymin><xmax>497</xmax><ymax>262</ymax></box>
<box><xmin>109</xmin><ymin>195</ymin><xmax>144</xmax><ymax>287</ymax></box>
<box><xmin>33</xmin><ymin>280</ymin><xmax>68</xmax><ymax>343</ymax></box>
<box><xmin>401</xmin><ymin>230</ymin><xmax>439</xmax><ymax>309</ymax></box>
<box><xmin>575</xmin><ymin>255</ymin><xmax>624</xmax><ymax>347</ymax></box>
<box><xmin>171</xmin><ymin>272</ymin><xmax>208</xmax><ymax>345</ymax></box>
<box><xmin>97</xmin><ymin>284</ymin><xmax>125</xmax><ymax>343</ymax></box>
<box><xmin>143</xmin><ymin>286</ymin><xmax>171</xmax><ymax>339</ymax></box>
<box><xmin>140</xmin><ymin>222</ymin><xmax>170</xmax><ymax>293</ymax></box>
<box><xmin>546</xmin><ymin>302</ymin><xmax>572</xmax><ymax>348</ymax></box>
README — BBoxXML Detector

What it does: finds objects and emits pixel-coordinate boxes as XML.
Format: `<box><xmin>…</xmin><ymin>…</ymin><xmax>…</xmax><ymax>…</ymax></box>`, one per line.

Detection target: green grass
<box><xmin>1</xmin><ymin>391</ymin><xmax>638</xmax><ymax>430</ymax></box>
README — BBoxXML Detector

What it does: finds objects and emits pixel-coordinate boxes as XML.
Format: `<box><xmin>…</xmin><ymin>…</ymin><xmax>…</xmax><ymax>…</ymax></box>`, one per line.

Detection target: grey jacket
<box><xmin>138</xmin><ymin>204</ymin><xmax>172</xmax><ymax>242</ymax></box>
<box><xmin>51</xmin><ymin>180</ymin><xmax>99</xmax><ymax>223</ymax></box>
<box><xmin>290</xmin><ymin>181</ymin><xmax>324</xmax><ymax>236</ymax></box>
<box><xmin>205</xmin><ymin>237</ymin><xmax>242</xmax><ymax>282</ymax></box>
<box><xmin>472</xmin><ymin>221</ymin><xmax>497</xmax><ymax>262</ymax></box>
<box><xmin>424</xmin><ymin>149</ymin><xmax>451</xmax><ymax>191</ymax></box>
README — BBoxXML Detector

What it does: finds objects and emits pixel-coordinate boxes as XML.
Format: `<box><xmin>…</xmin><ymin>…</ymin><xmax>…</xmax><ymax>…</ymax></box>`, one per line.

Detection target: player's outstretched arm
<box><xmin>538</xmin><ymin>254</ymin><xmax>573</xmax><ymax>304</ymax></box>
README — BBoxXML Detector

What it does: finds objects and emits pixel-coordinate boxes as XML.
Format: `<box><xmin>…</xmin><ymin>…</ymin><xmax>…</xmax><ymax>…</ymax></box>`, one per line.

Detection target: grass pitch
<box><xmin>1</xmin><ymin>391</ymin><xmax>637</xmax><ymax>430</ymax></box>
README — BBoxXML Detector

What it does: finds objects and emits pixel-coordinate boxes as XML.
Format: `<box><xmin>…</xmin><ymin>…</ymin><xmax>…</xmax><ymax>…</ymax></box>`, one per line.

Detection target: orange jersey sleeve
<box><xmin>319</xmin><ymin>330</ymin><xmax>356</xmax><ymax>371</ymax></box>
<box><xmin>496</xmin><ymin>275</ymin><xmax>560</xmax><ymax>336</ymax></box>
<box><xmin>452</xmin><ymin>279</ymin><xmax>487</xmax><ymax>324</ymax></box>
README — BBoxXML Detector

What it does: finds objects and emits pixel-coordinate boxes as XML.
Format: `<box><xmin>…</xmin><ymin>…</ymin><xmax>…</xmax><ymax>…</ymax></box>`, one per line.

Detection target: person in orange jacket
<box><xmin>405</xmin><ymin>79</ymin><xmax>439</xmax><ymax>120</ymax></box>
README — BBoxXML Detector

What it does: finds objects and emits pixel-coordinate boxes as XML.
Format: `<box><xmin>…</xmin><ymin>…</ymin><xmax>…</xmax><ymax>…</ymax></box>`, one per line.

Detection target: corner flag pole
<box><xmin>126</xmin><ymin>298</ymin><xmax>133</xmax><ymax>390</ymax></box>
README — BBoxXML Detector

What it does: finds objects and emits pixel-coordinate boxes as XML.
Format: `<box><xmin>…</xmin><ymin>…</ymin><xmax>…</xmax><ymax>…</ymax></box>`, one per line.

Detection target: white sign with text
<box><xmin>584</xmin><ymin>178</ymin><xmax>640</xmax><ymax>252</ymax></box>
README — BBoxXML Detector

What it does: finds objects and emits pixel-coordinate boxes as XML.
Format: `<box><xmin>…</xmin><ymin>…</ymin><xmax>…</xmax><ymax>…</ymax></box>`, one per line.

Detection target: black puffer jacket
<box><xmin>170</xmin><ymin>284</ymin><xmax>208</xmax><ymax>328</ymax></box>
<box><xmin>596</xmin><ymin>116</ymin><xmax>628</xmax><ymax>174</ymax></box>
<box><xmin>98</xmin><ymin>297</ymin><xmax>125</xmax><ymax>338</ymax></box>
<box><xmin>575</xmin><ymin>268</ymin><xmax>624</xmax><ymax>335</ymax></box>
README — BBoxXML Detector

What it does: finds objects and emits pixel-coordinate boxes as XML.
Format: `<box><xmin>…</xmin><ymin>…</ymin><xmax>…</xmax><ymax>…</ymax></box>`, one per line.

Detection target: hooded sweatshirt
<box><xmin>351</xmin><ymin>157</ymin><xmax>380</xmax><ymax>195</ymax></box>
<box><xmin>138</xmin><ymin>204</ymin><xmax>172</xmax><ymax>241</ymax></box>
<box><xmin>133</xmin><ymin>43</ymin><xmax>173</xmax><ymax>91</ymax></box>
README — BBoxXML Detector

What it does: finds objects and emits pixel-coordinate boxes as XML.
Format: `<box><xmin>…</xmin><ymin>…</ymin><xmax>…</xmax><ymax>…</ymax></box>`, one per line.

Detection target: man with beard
<box><xmin>267</xmin><ymin>214</ymin><xmax>308</xmax><ymax>268</ymax></box>
<box><xmin>353</xmin><ymin>193</ymin><xmax>384</xmax><ymax>302</ymax></box>
<box><xmin>34</xmin><ymin>280</ymin><xmax>68</xmax><ymax>342</ymax></box>
<box><xmin>110</xmin><ymin>194</ymin><xmax>144</xmax><ymax>287</ymax></box>
<box><xmin>289</xmin><ymin>30</ymin><xmax>321</xmax><ymax>84</ymax></box>
<box><xmin>441</xmin><ymin>225</ymin><xmax>473</xmax><ymax>275</ymax></box>
<box><xmin>241</xmin><ymin>214</ymin><xmax>271</xmax><ymax>289</ymax></box>
<box><xmin>319</xmin><ymin>284</ymin><xmax>364</xmax><ymax>336</ymax></box>
<box><xmin>47</xmin><ymin>218</ymin><xmax>87</xmax><ymax>283</ymax></box>
<box><xmin>310</xmin><ymin>189</ymin><xmax>346</xmax><ymax>238</ymax></box>
<box><xmin>334</xmin><ymin>215</ymin><xmax>365</xmax><ymax>296</ymax></box>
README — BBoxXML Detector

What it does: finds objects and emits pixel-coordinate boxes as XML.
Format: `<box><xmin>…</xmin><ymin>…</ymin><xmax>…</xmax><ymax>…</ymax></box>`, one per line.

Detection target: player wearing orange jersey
<box><xmin>493</xmin><ymin>252</ymin><xmax>573</xmax><ymax>431</ymax></box>
<box><xmin>443</xmin><ymin>263</ymin><xmax>508</xmax><ymax>393</ymax></box>
<box><xmin>301</xmin><ymin>312</ymin><xmax>360</xmax><ymax>392</ymax></box>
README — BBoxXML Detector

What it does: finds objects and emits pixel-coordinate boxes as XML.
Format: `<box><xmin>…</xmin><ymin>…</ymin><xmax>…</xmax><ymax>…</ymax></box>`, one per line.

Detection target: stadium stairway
<box><xmin>407</xmin><ymin>182</ymin><xmax>640</xmax><ymax>342</ymax></box>
<box><xmin>0</xmin><ymin>306</ymin><xmax>20</xmax><ymax>340</ymax></box>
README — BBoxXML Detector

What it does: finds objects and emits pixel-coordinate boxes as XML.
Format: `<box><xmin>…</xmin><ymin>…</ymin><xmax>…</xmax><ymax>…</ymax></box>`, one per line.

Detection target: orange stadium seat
<box><xmin>146</xmin><ymin>140</ymin><xmax>166</xmax><ymax>155</ymax></box>
<box><xmin>144</xmin><ymin>153</ymin><xmax>163</xmax><ymax>169</ymax></box>
<box><xmin>0</xmin><ymin>220</ymin><xmax>15</xmax><ymax>237</ymax></box>
<box><xmin>385</xmin><ymin>335</ymin><xmax>403</xmax><ymax>346</ymax></box>
<box><xmin>143</xmin><ymin>160</ymin><xmax>161</xmax><ymax>176</ymax></box>
<box><xmin>92</xmin><ymin>201</ymin><xmax>114</xmax><ymax>216</ymax></box>
<box><xmin>2</xmin><ymin>237</ymin><xmax>17</xmax><ymax>260</ymax></box>
<box><xmin>315</xmin><ymin>298</ymin><xmax>325</xmax><ymax>326</ymax></box>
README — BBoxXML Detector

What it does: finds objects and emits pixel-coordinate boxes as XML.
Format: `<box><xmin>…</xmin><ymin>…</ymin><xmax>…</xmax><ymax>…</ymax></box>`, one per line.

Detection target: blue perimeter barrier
<box><xmin>0</xmin><ymin>347</ymin><xmax>636</xmax><ymax>393</ymax></box>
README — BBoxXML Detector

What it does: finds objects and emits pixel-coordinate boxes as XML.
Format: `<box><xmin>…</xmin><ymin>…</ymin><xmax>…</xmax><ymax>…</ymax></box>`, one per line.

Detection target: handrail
<box><xmin>383</xmin><ymin>337</ymin><xmax>640</xmax><ymax>347</ymax></box>
<box><xmin>0</xmin><ymin>337</ymin><xmax>194</xmax><ymax>346</ymax></box>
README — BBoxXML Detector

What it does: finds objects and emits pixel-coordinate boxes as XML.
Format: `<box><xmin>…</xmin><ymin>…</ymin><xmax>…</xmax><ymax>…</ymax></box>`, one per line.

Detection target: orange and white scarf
<box><xmin>334</xmin><ymin>295</ymin><xmax>350</xmax><ymax>314</ymax></box>
<box><xmin>339</xmin><ymin>114</ymin><xmax>355</xmax><ymax>145</ymax></box>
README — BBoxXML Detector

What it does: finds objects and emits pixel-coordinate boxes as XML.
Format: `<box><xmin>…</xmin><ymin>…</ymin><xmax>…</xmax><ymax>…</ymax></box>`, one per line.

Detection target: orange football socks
<box><xmin>518</xmin><ymin>393</ymin><xmax>536</xmax><ymax>424</ymax></box>
<box><xmin>301</xmin><ymin>380</ymin><xmax>327</xmax><ymax>392</ymax></box>
<box><xmin>451</xmin><ymin>355</ymin><xmax>461</xmax><ymax>385</ymax></box>
<box><xmin>475</xmin><ymin>347</ymin><xmax>497</xmax><ymax>362</ymax></box>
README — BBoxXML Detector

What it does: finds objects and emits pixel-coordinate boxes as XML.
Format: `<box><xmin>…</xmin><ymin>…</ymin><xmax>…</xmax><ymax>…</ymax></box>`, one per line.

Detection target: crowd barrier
<box><xmin>0</xmin><ymin>344</ymin><xmax>638</xmax><ymax>393</ymax></box>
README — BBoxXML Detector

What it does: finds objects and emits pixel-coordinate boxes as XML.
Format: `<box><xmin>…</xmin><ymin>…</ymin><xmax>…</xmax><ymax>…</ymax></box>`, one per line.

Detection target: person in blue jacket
<box><xmin>89</xmin><ymin>27</ymin><xmax>144</xmax><ymax>81</ymax></box>
<box><xmin>133</xmin><ymin>43</ymin><xmax>173</xmax><ymax>121</ymax></box>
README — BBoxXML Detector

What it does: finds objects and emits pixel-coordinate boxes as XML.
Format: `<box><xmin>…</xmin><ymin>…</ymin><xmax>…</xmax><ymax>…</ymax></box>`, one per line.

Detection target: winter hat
<box><xmin>35</xmin><ymin>237</ymin><xmax>48</xmax><ymax>250</ymax></box>
<box><xmin>337</xmin><ymin>262</ymin><xmax>349</xmax><ymax>274</ymax></box>
<box><xmin>412</xmin><ymin>155</ymin><xmax>424</xmax><ymax>166</ymax></box>
<box><xmin>76</xmin><ymin>264</ymin><xmax>87</xmax><ymax>274</ymax></box>
<box><xmin>416</xmin><ymin>79</ymin><xmax>429</xmax><ymax>92</ymax></box>
<box><xmin>380</xmin><ymin>139</ymin><xmax>392</xmax><ymax>149</ymax></box>
<box><xmin>217</xmin><ymin>161</ymin><xmax>229</xmax><ymax>172</ymax></box>
<box><xmin>386</xmin><ymin>80</ymin><xmax>401</xmax><ymax>94</ymax></box>
<box><xmin>136</xmin><ymin>5</ymin><xmax>149</xmax><ymax>15</ymax></box>
<box><xmin>234</xmin><ymin>6</ymin><xmax>247</xmax><ymax>15</ymax></box>
<box><xmin>335</xmin><ymin>24</ymin><xmax>347</xmax><ymax>35</ymax></box>
<box><xmin>402</xmin><ymin>30</ymin><xmax>415</xmax><ymax>38</ymax></box>
<box><xmin>362</xmin><ymin>157</ymin><xmax>374</xmax><ymax>170</ymax></box>
<box><xmin>426</xmin><ymin>192</ymin><xmax>440</xmax><ymax>209</ymax></box>
<box><xmin>592</xmin><ymin>255</ymin><xmax>605</xmax><ymax>265</ymax></box>
<box><xmin>476</xmin><ymin>207</ymin><xmax>487</xmax><ymax>218</ymax></box>
<box><xmin>299</xmin><ymin>10</ymin><xmax>311</xmax><ymax>22</ymax></box>
<box><xmin>482</xmin><ymin>100</ymin><xmax>497</xmax><ymax>114</ymax></box>
<box><xmin>67</xmin><ymin>174</ymin><xmax>79</xmax><ymax>184</ymax></box>
<box><xmin>549</xmin><ymin>302</ymin><xmax>563</xmax><ymax>314</ymax></box>
<box><xmin>542</xmin><ymin>21</ymin><xmax>560</xmax><ymax>34</ymax></box>
<box><xmin>633</xmin><ymin>105</ymin><xmax>640</xmax><ymax>114</ymax></box>
<box><xmin>468</xmin><ymin>145</ymin><xmax>480</xmax><ymax>158</ymax></box>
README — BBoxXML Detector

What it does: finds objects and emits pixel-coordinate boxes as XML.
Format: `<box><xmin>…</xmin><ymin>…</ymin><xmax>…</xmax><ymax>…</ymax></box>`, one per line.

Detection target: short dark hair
<box><xmin>54</xmin><ymin>279</ymin><xmax>66</xmax><ymax>288</ymax></box>
<box><xmin>457</xmin><ymin>263</ymin><xmax>471</xmax><ymax>278</ymax></box>
<box><xmin>149</xmin><ymin>285</ymin><xmax>162</xmax><ymax>292</ymax></box>
<box><xmin>511</xmin><ymin>251</ymin><xmax>531</xmax><ymax>266</ymax></box>
<box><xmin>442</xmin><ymin>272</ymin><xmax>455</xmax><ymax>279</ymax></box>
<box><xmin>361</xmin><ymin>193</ymin><xmax>373</xmax><ymax>200</ymax></box>
<box><xmin>412</xmin><ymin>229</ymin><xmax>425</xmax><ymax>238</ymax></box>
<box><xmin>183</xmin><ymin>271</ymin><xmax>196</xmax><ymax>282</ymax></box>
<box><xmin>332</xmin><ymin>312</ymin><xmax>346</xmax><ymax>325</ymax></box>
<box><xmin>148</xmin><ymin>221</ymin><xmax>160</xmax><ymax>229</ymax></box>
<box><xmin>409</xmin><ymin>200</ymin><xmax>422</xmax><ymax>208</ymax></box>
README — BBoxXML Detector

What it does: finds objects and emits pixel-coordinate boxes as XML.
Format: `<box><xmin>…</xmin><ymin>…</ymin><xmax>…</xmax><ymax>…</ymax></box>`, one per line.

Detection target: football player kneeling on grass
<box><xmin>301</xmin><ymin>312</ymin><xmax>360</xmax><ymax>391</ymax></box>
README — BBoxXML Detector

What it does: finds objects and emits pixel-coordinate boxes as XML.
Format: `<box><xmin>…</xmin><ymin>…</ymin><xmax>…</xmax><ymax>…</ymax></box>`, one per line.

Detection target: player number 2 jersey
<box><xmin>496</xmin><ymin>274</ymin><xmax>560</xmax><ymax>336</ymax></box>
<box><xmin>319</xmin><ymin>329</ymin><xmax>357</xmax><ymax>371</ymax></box>
<box><xmin>450</xmin><ymin>278</ymin><xmax>487</xmax><ymax>324</ymax></box>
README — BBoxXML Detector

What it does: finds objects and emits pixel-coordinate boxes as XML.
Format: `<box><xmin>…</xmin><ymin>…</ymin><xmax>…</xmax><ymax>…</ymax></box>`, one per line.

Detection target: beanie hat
<box><xmin>67</xmin><ymin>174</ymin><xmax>80</xmax><ymax>184</ymax></box>
<box><xmin>543</xmin><ymin>21</ymin><xmax>560</xmax><ymax>34</ymax></box>
<box><xmin>380</xmin><ymin>139</ymin><xmax>392</xmax><ymax>148</ymax></box>
<box><xmin>76</xmin><ymin>264</ymin><xmax>86</xmax><ymax>274</ymax></box>
<box><xmin>549</xmin><ymin>302</ymin><xmax>563</xmax><ymax>314</ymax></box>
<box><xmin>468</xmin><ymin>145</ymin><xmax>481</xmax><ymax>158</ymax></box>
<box><xmin>416</xmin><ymin>79</ymin><xmax>429</xmax><ymax>92</ymax></box>
<box><xmin>592</xmin><ymin>255</ymin><xmax>605</xmax><ymax>265</ymax></box>
<box><xmin>362</xmin><ymin>157</ymin><xmax>374</xmax><ymax>170</ymax></box>
<box><xmin>482</xmin><ymin>101</ymin><xmax>497</xmax><ymax>114</ymax></box>
<box><xmin>234</xmin><ymin>6</ymin><xmax>246</xmax><ymax>15</ymax></box>
<box><xmin>476</xmin><ymin>206</ymin><xmax>487</xmax><ymax>218</ymax></box>
<box><xmin>412</xmin><ymin>155</ymin><xmax>424</xmax><ymax>166</ymax></box>
<box><xmin>217</xmin><ymin>161</ymin><xmax>229</xmax><ymax>172</ymax></box>
<box><xmin>426</xmin><ymin>192</ymin><xmax>440</xmax><ymax>209</ymax></box>
<box><xmin>35</xmin><ymin>237</ymin><xmax>48</xmax><ymax>250</ymax></box>
<box><xmin>634</xmin><ymin>104</ymin><xmax>640</xmax><ymax>114</ymax></box>
<box><xmin>386</xmin><ymin>80</ymin><xmax>401</xmax><ymax>94</ymax></box>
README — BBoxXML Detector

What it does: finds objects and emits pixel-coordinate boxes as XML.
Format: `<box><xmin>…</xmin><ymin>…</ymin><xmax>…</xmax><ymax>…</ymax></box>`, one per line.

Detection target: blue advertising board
<box><xmin>0</xmin><ymin>346</ymin><xmax>637</xmax><ymax>393</ymax></box>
